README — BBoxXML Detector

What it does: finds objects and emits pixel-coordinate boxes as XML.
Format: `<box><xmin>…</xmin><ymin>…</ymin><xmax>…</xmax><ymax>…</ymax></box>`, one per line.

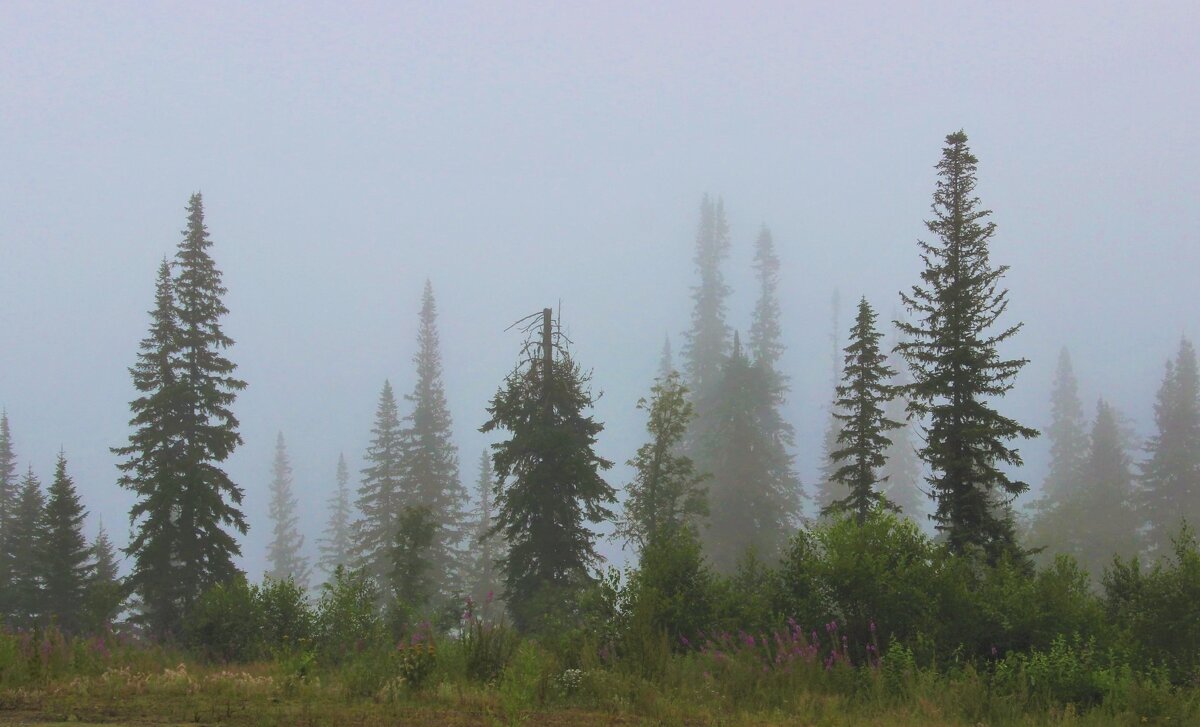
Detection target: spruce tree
<box><xmin>86</xmin><ymin>523</ymin><xmax>124</xmax><ymax>630</ymax></box>
<box><xmin>390</xmin><ymin>504</ymin><xmax>436</xmax><ymax>617</ymax></box>
<box><xmin>114</xmin><ymin>258</ymin><xmax>187</xmax><ymax>635</ymax></box>
<box><xmin>266</xmin><ymin>432</ymin><xmax>309</xmax><ymax>589</ymax></box>
<box><xmin>465</xmin><ymin>450</ymin><xmax>504</xmax><ymax>611</ymax></box>
<box><xmin>398</xmin><ymin>281</ymin><xmax>467</xmax><ymax>602</ymax></box>
<box><xmin>1138</xmin><ymin>338</ymin><xmax>1200</xmax><ymax>556</ymax></box>
<box><xmin>41</xmin><ymin>451</ymin><xmax>92</xmax><ymax>632</ymax></box>
<box><xmin>822</xmin><ymin>298</ymin><xmax>903</xmax><ymax>523</ymax></box>
<box><xmin>617</xmin><ymin>370</ymin><xmax>708</xmax><ymax>551</ymax></box>
<box><xmin>355</xmin><ymin>380</ymin><xmax>405</xmax><ymax>590</ymax></box>
<box><xmin>880</xmin><ymin>336</ymin><xmax>926</xmax><ymax>522</ymax></box>
<box><xmin>1042</xmin><ymin>348</ymin><xmax>1088</xmax><ymax>505</ymax></box>
<box><xmin>697</xmin><ymin>334</ymin><xmax>797</xmax><ymax>573</ymax></box>
<box><xmin>896</xmin><ymin>131</ymin><xmax>1038</xmax><ymax>563</ymax></box>
<box><xmin>481</xmin><ymin>311</ymin><xmax>615</xmax><ymax>630</ymax></box>
<box><xmin>318</xmin><ymin>453</ymin><xmax>354</xmax><ymax>579</ymax></box>
<box><xmin>8</xmin><ymin>467</ymin><xmax>46</xmax><ymax>626</ymax></box>
<box><xmin>170</xmin><ymin>193</ymin><xmax>248</xmax><ymax>596</ymax></box>
<box><xmin>682</xmin><ymin>194</ymin><xmax>732</xmax><ymax>405</ymax></box>
<box><xmin>815</xmin><ymin>290</ymin><xmax>843</xmax><ymax>515</ymax></box>
<box><xmin>659</xmin><ymin>335</ymin><xmax>675</xmax><ymax>380</ymax></box>
<box><xmin>0</xmin><ymin>412</ymin><xmax>18</xmax><ymax>618</ymax></box>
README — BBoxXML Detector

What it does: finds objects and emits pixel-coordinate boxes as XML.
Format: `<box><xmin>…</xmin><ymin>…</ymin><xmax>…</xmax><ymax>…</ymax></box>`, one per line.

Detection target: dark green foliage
<box><xmin>184</xmin><ymin>576</ymin><xmax>263</xmax><ymax>662</ymax></box>
<box><xmin>41</xmin><ymin>451</ymin><xmax>92</xmax><ymax>633</ymax></box>
<box><xmin>258</xmin><ymin>576</ymin><xmax>315</xmax><ymax>652</ymax></box>
<box><xmin>390</xmin><ymin>504</ymin><xmax>436</xmax><ymax>619</ymax></box>
<box><xmin>823</xmin><ymin>298</ymin><xmax>903</xmax><ymax>523</ymax></box>
<box><xmin>481</xmin><ymin>319</ymin><xmax>615</xmax><ymax>632</ymax></box>
<box><xmin>695</xmin><ymin>335</ymin><xmax>797</xmax><ymax>573</ymax></box>
<box><xmin>85</xmin><ymin>524</ymin><xmax>124</xmax><ymax>630</ymax></box>
<box><xmin>896</xmin><ymin>131</ymin><xmax>1038</xmax><ymax>564</ymax></box>
<box><xmin>459</xmin><ymin>608</ymin><xmax>520</xmax><ymax>684</ymax></box>
<box><xmin>116</xmin><ymin>194</ymin><xmax>247</xmax><ymax>638</ymax></box>
<box><xmin>0</xmin><ymin>413</ymin><xmax>16</xmax><ymax>618</ymax></box>
<box><xmin>1138</xmin><ymin>338</ymin><xmax>1200</xmax><ymax>557</ymax></box>
<box><xmin>397</xmin><ymin>281</ymin><xmax>467</xmax><ymax>603</ymax></box>
<box><xmin>681</xmin><ymin>194</ymin><xmax>732</xmax><ymax>404</ymax></box>
<box><xmin>1103</xmin><ymin>523</ymin><xmax>1200</xmax><ymax>682</ymax></box>
<box><xmin>354</xmin><ymin>380</ymin><xmax>404</xmax><ymax>591</ymax></box>
<box><xmin>266</xmin><ymin>432</ymin><xmax>309</xmax><ymax>589</ymax></box>
<box><xmin>623</xmin><ymin>528</ymin><xmax>715</xmax><ymax>649</ymax></box>
<box><xmin>318</xmin><ymin>453</ymin><xmax>354</xmax><ymax>580</ymax></box>
<box><xmin>8</xmin><ymin>467</ymin><xmax>46</xmax><ymax>627</ymax></box>
<box><xmin>617</xmin><ymin>371</ymin><xmax>707</xmax><ymax>550</ymax></box>
<box><xmin>315</xmin><ymin>565</ymin><xmax>384</xmax><ymax>662</ymax></box>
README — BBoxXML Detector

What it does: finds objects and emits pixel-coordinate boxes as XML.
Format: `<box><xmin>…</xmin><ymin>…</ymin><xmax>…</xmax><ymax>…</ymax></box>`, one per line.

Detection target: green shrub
<box><xmin>258</xmin><ymin>576</ymin><xmax>315</xmax><ymax>653</ymax></box>
<box><xmin>622</xmin><ymin>529</ymin><xmax>716</xmax><ymax>649</ymax></box>
<box><xmin>460</xmin><ymin>614</ymin><xmax>520</xmax><ymax>684</ymax></box>
<box><xmin>184</xmin><ymin>576</ymin><xmax>264</xmax><ymax>662</ymax></box>
<box><xmin>315</xmin><ymin>565</ymin><xmax>383</xmax><ymax>663</ymax></box>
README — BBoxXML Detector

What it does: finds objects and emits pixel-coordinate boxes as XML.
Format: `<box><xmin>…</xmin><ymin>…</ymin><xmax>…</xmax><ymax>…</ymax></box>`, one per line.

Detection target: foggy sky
<box><xmin>2</xmin><ymin>2</ymin><xmax>1197</xmax><ymax>577</ymax></box>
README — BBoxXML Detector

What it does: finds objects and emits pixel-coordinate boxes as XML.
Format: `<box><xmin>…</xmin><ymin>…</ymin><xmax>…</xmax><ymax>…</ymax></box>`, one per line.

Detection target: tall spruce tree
<box><xmin>697</xmin><ymin>334</ymin><xmax>797</xmax><ymax>573</ymax></box>
<box><xmin>659</xmin><ymin>335</ymin><xmax>675</xmax><ymax>380</ymax></box>
<box><xmin>390</xmin><ymin>504</ymin><xmax>436</xmax><ymax>616</ymax></box>
<box><xmin>823</xmin><ymin>298</ymin><xmax>903</xmax><ymax>523</ymax></box>
<box><xmin>114</xmin><ymin>259</ymin><xmax>187</xmax><ymax>635</ymax></box>
<box><xmin>0</xmin><ymin>413</ymin><xmax>18</xmax><ymax>618</ymax></box>
<box><xmin>355</xmin><ymin>380</ymin><xmax>405</xmax><ymax>590</ymax></box>
<box><xmin>465</xmin><ymin>450</ymin><xmax>504</xmax><ymax>611</ymax></box>
<box><xmin>398</xmin><ymin>280</ymin><xmax>467</xmax><ymax>603</ymax></box>
<box><xmin>481</xmin><ymin>311</ymin><xmax>615</xmax><ymax>631</ymax></box>
<box><xmin>896</xmin><ymin>131</ymin><xmax>1037</xmax><ymax>563</ymax></box>
<box><xmin>86</xmin><ymin>523</ymin><xmax>124</xmax><ymax>630</ymax></box>
<box><xmin>266</xmin><ymin>432</ymin><xmax>309</xmax><ymax>588</ymax></box>
<box><xmin>41</xmin><ymin>451</ymin><xmax>92</xmax><ymax>632</ymax></box>
<box><xmin>318</xmin><ymin>453</ymin><xmax>354</xmax><ymax>579</ymax></box>
<box><xmin>815</xmin><ymin>290</ymin><xmax>844</xmax><ymax>515</ymax></box>
<box><xmin>1042</xmin><ymin>348</ymin><xmax>1088</xmax><ymax>506</ymax></box>
<box><xmin>617</xmin><ymin>370</ymin><xmax>708</xmax><ymax>551</ymax></box>
<box><xmin>1138</xmin><ymin>338</ymin><xmax>1200</xmax><ymax>556</ymax></box>
<box><xmin>682</xmin><ymin>195</ymin><xmax>732</xmax><ymax>405</ymax></box>
<box><xmin>8</xmin><ymin>467</ymin><xmax>46</xmax><ymax>626</ymax></box>
<box><xmin>880</xmin><ymin>317</ymin><xmax>927</xmax><ymax>522</ymax></box>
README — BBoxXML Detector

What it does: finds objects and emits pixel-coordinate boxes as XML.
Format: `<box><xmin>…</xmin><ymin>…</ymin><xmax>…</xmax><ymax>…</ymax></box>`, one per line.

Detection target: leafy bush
<box><xmin>315</xmin><ymin>565</ymin><xmax>383</xmax><ymax>663</ymax></box>
<box><xmin>622</xmin><ymin>529</ymin><xmax>716</xmax><ymax>649</ymax></box>
<box><xmin>460</xmin><ymin>611</ymin><xmax>520</xmax><ymax>684</ymax></box>
<box><xmin>184</xmin><ymin>576</ymin><xmax>264</xmax><ymax>662</ymax></box>
<box><xmin>258</xmin><ymin>576</ymin><xmax>315</xmax><ymax>653</ymax></box>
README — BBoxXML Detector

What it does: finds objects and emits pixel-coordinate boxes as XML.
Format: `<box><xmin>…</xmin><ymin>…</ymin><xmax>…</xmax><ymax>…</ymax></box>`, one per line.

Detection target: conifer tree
<box><xmin>481</xmin><ymin>311</ymin><xmax>615</xmax><ymax>630</ymax></box>
<box><xmin>355</xmin><ymin>380</ymin><xmax>405</xmax><ymax>590</ymax></box>
<box><xmin>896</xmin><ymin>131</ymin><xmax>1037</xmax><ymax>563</ymax></box>
<box><xmin>697</xmin><ymin>334</ymin><xmax>797</xmax><ymax>573</ymax></box>
<box><xmin>617</xmin><ymin>370</ymin><xmax>708</xmax><ymax>550</ymax></box>
<box><xmin>390</xmin><ymin>504</ymin><xmax>436</xmax><ymax>616</ymax></box>
<box><xmin>318</xmin><ymin>453</ymin><xmax>354</xmax><ymax>579</ymax></box>
<box><xmin>1138</xmin><ymin>338</ymin><xmax>1200</xmax><ymax>556</ymax></box>
<box><xmin>170</xmin><ymin>193</ymin><xmax>248</xmax><ymax>597</ymax></box>
<box><xmin>398</xmin><ymin>281</ymin><xmax>467</xmax><ymax>602</ymax></box>
<box><xmin>465</xmin><ymin>450</ymin><xmax>504</xmax><ymax>611</ymax></box>
<box><xmin>114</xmin><ymin>258</ymin><xmax>187</xmax><ymax>635</ymax></box>
<box><xmin>0</xmin><ymin>413</ymin><xmax>18</xmax><ymax>618</ymax></box>
<box><xmin>682</xmin><ymin>195</ymin><xmax>732</xmax><ymax>405</ymax></box>
<box><xmin>8</xmin><ymin>467</ymin><xmax>46</xmax><ymax>626</ymax></box>
<box><xmin>815</xmin><ymin>290</ymin><xmax>843</xmax><ymax>515</ymax></box>
<box><xmin>659</xmin><ymin>335</ymin><xmax>675</xmax><ymax>380</ymax></box>
<box><xmin>266</xmin><ymin>432</ymin><xmax>309</xmax><ymax>589</ymax></box>
<box><xmin>880</xmin><ymin>337</ymin><xmax>926</xmax><ymax>522</ymax></box>
<box><xmin>823</xmin><ymin>298</ymin><xmax>903</xmax><ymax>523</ymax></box>
<box><xmin>1042</xmin><ymin>348</ymin><xmax>1088</xmax><ymax>506</ymax></box>
<box><xmin>86</xmin><ymin>523</ymin><xmax>124</xmax><ymax>630</ymax></box>
<box><xmin>41</xmin><ymin>451</ymin><xmax>92</xmax><ymax>632</ymax></box>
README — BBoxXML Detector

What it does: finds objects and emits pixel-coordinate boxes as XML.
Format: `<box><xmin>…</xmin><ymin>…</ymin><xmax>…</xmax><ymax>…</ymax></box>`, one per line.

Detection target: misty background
<box><xmin>1</xmin><ymin>2</ymin><xmax>1197</xmax><ymax>578</ymax></box>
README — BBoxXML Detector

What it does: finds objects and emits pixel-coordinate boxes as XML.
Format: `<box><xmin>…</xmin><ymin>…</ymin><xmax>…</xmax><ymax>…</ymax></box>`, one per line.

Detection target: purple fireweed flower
<box><xmin>680</xmin><ymin>635</ymin><xmax>690</xmax><ymax>647</ymax></box>
<box><xmin>869</xmin><ymin>620</ymin><xmax>876</xmax><ymax>633</ymax></box>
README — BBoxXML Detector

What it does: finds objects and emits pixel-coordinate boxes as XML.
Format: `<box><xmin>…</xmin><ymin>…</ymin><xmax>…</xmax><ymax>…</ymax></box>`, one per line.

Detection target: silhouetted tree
<box><xmin>896</xmin><ymin>131</ymin><xmax>1037</xmax><ymax>564</ymax></box>
<box><xmin>481</xmin><ymin>311</ymin><xmax>614</xmax><ymax>630</ymax></box>
<box><xmin>318</xmin><ymin>453</ymin><xmax>354</xmax><ymax>579</ymax></box>
<box><xmin>0</xmin><ymin>412</ymin><xmax>18</xmax><ymax>618</ymax></box>
<box><xmin>8</xmin><ymin>467</ymin><xmax>46</xmax><ymax>626</ymax></box>
<box><xmin>618</xmin><ymin>370</ymin><xmax>707</xmax><ymax>550</ymax></box>
<box><xmin>41</xmin><ymin>451</ymin><xmax>92</xmax><ymax>632</ymax></box>
<box><xmin>1027</xmin><ymin>348</ymin><xmax>1089</xmax><ymax>556</ymax></box>
<box><xmin>390</xmin><ymin>504</ymin><xmax>436</xmax><ymax>618</ymax></box>
<box><xmin>266</xmin><ymin>432</ymin><xmax>309</xmax><ymax>589</ymax></box>
<box><xmin>355</xmin><ymin>381</ymin><xmax>405</xmax><ymax>590</ymax></box>
<box><xmin>823</xmin><ymin>298</ymin><xmax>903</xmax><ymax>523</ymax></box>
<box><xmin>682</xmin><ymin>195</ymin><xmax>732</xmax><ymax>404</ymax></box>
<box><xmin>86</xmin><ymin>523</ymin><xmax>124</xmax><ymax>630</ymax></box>
<box><xmin>1138</xmin><ymin>338</ymin><xmax>1200</xmax><ymax>557</ymax></box>
<box><xmin>398</xmin><ymin>281</ymin><xmax>467</xmax><ymax>602</ymax></box>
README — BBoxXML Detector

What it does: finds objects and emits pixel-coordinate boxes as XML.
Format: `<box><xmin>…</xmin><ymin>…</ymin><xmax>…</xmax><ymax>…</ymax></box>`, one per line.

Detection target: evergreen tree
<box><xmin>697</xmin><ymin>334</ymin><xmax>798</xmax><ymax>573</ymax></box>
<box><xmin>617</xmin><ymin>370</ymin><xmax>708</xmax><ymax>551</ymax></box>
<box><xmin>682</xmin><ymin>195</ymin><xmax>732</xmax><ymax>405</ymax></box>
<box><xmin>318</xmin><ymin>453</ymin><xmax>354</xmax><ymax>579</ymax></box>
<box><xmin>0</xmin><ymin>412</ymin><xmax>18</xmax><ymax>618</ymax></box>
<box><xmin>823</xmin><ymin>298</ymin><xmax>903</xmax><ymax>523</ymax></box>
<box><xmin>390</xmin><ymin>504</ymin><xmax>436</xmax><ymax>617</ymax></box>
<box><xmin>896</xmin><ymin>131</ymin><xmax>1038</xmax><ymax>563</ymax></box>
<box><xmin>266</xmin><ymin>432</ymin><xmax>309</xmax><ymax>589</ymax></box>
<box><xmin>355</xmin><ymin>380</ymin><xmax>405</xmax><ymax>590</ymax></box>
<box><xmin>465</xmin><ymin>450</ymin><xmax>504</xmax><ymax>611</ymax></box>
<box><xmin>8</xmin><ymin>467</ymin><xmax>46</xmax><ymax>626</ymax></box>
<box><xmin>1039</xmin><ymin>400</ymin><xmax>1139</xmax><ymax>578</ymax></box>
<box><xmin>41</xmin><ymin>451</ymin><xmax>92</xmax><ymax>632</ymax></box>
<box><xmin>170</xmin><ymin>193</ymin><xmax>248</xmax><ymax>595</ymax></box>
<box><xmin>481</xmin><ymin>312</ymin><xmax>615</xmax><ymax>631</ymax></box>
<box><xmin>815</xmin><ymin>290</ymin><xmax>843</xmax><ymax>515</ymax></box>
<box><xmin>1042</xmin><ymin>348</ymin><xmax>1089</xmax><ymax>506</ymax></box>
<box><xmin>658</xmin><ymin>335</ymin><xmax>675</xmax><ymax>380</ymax></box>
<box><xmin>114</xmin><ymin>258</ymin><xmax>187</xmax><ymax>635</ymax></box>
<box><xmin>397</xmin><ymin>280</ymin><xmax>467</xmax><ymax>602</ymax></box>
<box><xmin>86</xmin><ymin>523</ymin><xmax>124</xmax><ymax>630</ymax></box>
<box><xmin>1139</xmin><ymin>338</ymin><xmax>1200</xmax><ymax>556</ymax></box>
<box><xmin>880</xmin><ymin>335</ymin><xmax>926</xmax><ymax>522</ymax></box>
